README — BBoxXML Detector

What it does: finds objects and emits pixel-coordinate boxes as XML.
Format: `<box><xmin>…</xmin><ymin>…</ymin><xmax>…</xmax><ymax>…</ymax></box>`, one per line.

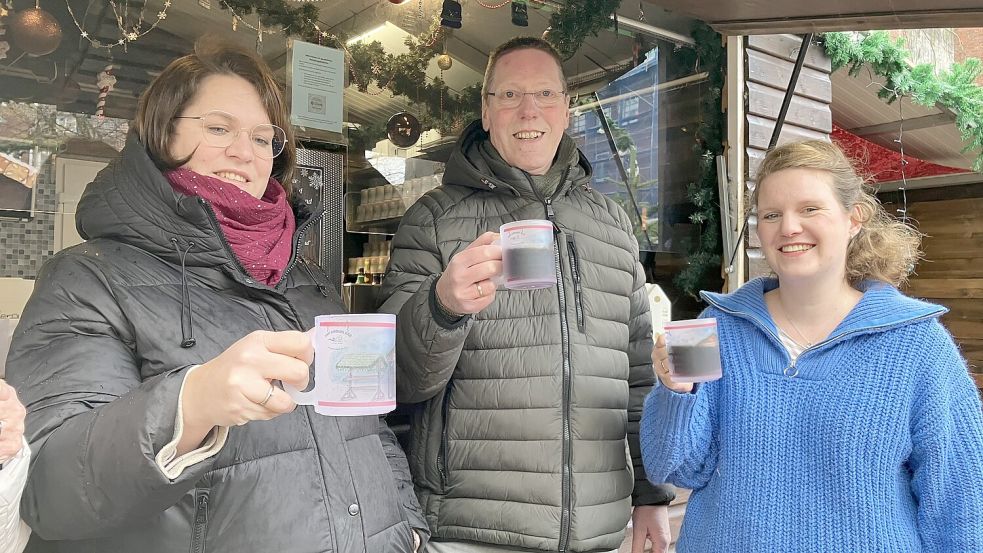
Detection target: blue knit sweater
<box><xmin>641</xmin><ymin>278</ymin><xmax>983</xmax><ymax>552</ymax></box>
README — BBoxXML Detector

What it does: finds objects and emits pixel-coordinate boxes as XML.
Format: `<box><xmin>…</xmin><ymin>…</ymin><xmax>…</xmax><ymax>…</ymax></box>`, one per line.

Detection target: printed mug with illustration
<box><xmin>285</xmin><ymin>313</ymin><xmax>397</xmax><ymax>416</ymax></box>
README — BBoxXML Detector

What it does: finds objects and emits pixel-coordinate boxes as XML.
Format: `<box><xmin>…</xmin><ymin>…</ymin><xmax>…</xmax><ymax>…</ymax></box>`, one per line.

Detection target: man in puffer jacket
<box><xmin>379</xmin><ymin>37</ymin><xmax>675</xmax><ymax>553</ymax></box>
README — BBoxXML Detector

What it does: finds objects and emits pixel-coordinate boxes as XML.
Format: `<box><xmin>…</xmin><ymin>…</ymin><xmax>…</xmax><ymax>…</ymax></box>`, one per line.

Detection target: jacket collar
<box><xmin>442</xmin><ymin>120</ymin><xmax>592</xmax><ymax>198</ymax></box>
<box><xmin>700</xmin><ymin>277</ymin><xmax>946</xmax><ymax>345</ymax></box>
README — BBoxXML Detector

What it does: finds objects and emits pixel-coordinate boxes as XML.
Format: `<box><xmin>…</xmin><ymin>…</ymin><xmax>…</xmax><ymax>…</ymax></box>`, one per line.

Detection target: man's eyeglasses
<box><xmin>486</xmin><ymin>89</ymin><xmax>568</xmax><ymax>109</ymax></box>
<box><xmin>174</xmin><ymin>110</ymin><xmax>286</xmax><ymax>160</ymax></box>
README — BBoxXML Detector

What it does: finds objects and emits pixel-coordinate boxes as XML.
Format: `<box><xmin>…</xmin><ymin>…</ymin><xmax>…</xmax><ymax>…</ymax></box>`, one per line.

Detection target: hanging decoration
<box><xmin>8</xmin><ymin>5</ymin><xmax>62</xmax><ymax>56</ymax></box>
<box><xmin>66</xmin><ymin>0</ymin><xmax>172</xmax><ymax>52</ymax></box>
<box><xmin>218</xmin><ymin>0</ymin><xmax>321</xmax><ymax>43</ymax></box>
<box><xmin>96</xmin><ymin>65</ymin><xmax>116</xmax><ymax>118</ymax></box>
<box><xmin>822</xmin><ymin>31</ymin><xmax>983</xmax><ymax>171</ymax></box>
<box><xmin>511</xmin><ymin>0</ymin><xmax>528</xmax><ymax>27</ymax></box>
<box><xmin>387</xmin><ymin>112</ymin><xmax>422</xmax><ymax>148</ymax></box>
<box><xmin>439</xmin><ymin>0</ymin><xmax>462</xmax><ymax>29</ymax></box>
<box><xmin>346</xmin><ymin>22</ymin><xmax>481</xmax><ymax>144</ymax></box>
<box><xmin>436</xmin><ymin>53</ymin><xmax>452</xmax><ymax>71</ymax></box>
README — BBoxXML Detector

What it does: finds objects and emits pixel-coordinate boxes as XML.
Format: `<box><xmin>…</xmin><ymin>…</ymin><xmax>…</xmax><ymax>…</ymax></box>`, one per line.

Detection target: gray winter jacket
<box><xmin>5</xmin><ymin>134</ymin><xmax>426</xmax><ymax>552</ymax></box>
<box><xmin>379</xmin><ymin>122</ymin><xmax>673</xmax><ymax>553</ymax></box>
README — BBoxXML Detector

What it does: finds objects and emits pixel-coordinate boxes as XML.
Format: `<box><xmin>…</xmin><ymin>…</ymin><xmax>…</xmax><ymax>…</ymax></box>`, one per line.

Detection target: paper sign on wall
<box><xmin>289</xmin><ymin>40</ymin><xmax>344</xmax><ymax>134</ymax></box>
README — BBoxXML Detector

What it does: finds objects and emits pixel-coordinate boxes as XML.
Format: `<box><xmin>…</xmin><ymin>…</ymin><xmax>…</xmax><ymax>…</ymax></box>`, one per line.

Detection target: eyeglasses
<box><xmin>486</xmin><ymin>89</ymin><xmax>568</xmax><ymax>109</ymax></box>
<box><xmin>174</xmin><ymin>110</ymin><xmax>286</xmax><ymax>159</ymax></box>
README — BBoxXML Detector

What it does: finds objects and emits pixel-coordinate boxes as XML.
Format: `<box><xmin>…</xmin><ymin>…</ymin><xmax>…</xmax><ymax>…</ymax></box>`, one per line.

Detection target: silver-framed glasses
<box><xmin>174</xmin><ymin>110</ymin><xmax>286</xmax><ymax>159</ymax></box>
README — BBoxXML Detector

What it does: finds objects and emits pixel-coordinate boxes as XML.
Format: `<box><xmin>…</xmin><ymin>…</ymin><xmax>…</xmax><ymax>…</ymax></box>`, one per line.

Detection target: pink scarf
<box><xmin>166</xmin><ymin>169</ymin><xmax>295</xmax><ymax>285</ymax></box>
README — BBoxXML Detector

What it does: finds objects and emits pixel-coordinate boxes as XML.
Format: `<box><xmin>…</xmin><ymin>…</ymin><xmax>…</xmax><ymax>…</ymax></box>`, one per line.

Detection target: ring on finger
<box><xmin>476</xmin><ymin>282</ymin><xmax>484</xmax><ymax>298</ymax></box>
<box><xmin>257</xmin><ymin>383</ymin><xmax>275</xmax><ymax>407</ymax></box>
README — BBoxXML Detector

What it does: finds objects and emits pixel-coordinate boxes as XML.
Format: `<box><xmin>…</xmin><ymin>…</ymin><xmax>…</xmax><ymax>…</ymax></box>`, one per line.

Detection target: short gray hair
<box><xmin>481</xmin><ymin>37</ymin><xmax>566</xmax><ymax>98</ymax></box>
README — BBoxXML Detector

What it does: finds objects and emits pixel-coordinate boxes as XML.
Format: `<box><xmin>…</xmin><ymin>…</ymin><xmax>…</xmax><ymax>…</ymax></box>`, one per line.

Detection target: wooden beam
<box><xmin>710</xmin><ymin>11</ymin><xmax>983</xmax><ymax>35</ymax></box>
<box><xmin>847</xmin><ymin>111</ymin><xmax>955</xmax><ymax>137</ymax></box>
<box><xmin>907</xmin><ymin>278</ymin><xmax>983</xmax><ymax>299</ymax></box>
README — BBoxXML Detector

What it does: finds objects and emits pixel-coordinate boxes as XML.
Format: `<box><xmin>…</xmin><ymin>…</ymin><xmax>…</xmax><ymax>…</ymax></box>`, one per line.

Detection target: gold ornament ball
<box><xmin>9</xmin><ymin>7</ymin><xmax>63</xmax><ymax>57</ymax></box>
<box><xmin>436</xmin><ymin>54</ymin><xmax>453</xmax><ymax>71</ymax></box>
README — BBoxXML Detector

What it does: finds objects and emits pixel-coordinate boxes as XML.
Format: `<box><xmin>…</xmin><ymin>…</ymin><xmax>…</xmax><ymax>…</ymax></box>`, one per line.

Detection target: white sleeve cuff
<box><xmin>154</xmin><ymin>365</ymin><xmax>229</xmax><ymax>480</ymax></box>
<box><xmin>0</xmin><ymin>439</ymin><xmax>30</xmax><ymax>505</ymax></box>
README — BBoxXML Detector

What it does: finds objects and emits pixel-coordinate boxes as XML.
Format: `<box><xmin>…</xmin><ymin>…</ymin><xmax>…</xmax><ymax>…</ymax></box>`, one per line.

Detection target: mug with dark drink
<box><xmin>664</xmin><ymin>318</ymin><xmax>723</xmax><ymax>383</ymax></box>
<box><xmin>499</xmin><ymin>219</ymin><xmax>555</xmax><ymax>290</ymax></box>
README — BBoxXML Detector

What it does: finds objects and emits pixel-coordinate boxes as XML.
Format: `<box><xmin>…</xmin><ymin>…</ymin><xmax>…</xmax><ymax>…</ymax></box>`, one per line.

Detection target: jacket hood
<box><xmin>442</xmin><ymin>119</ymin><xmax>592</xmax><ymax>197</ymax></box>
<box><xmin>76</xmin><ymin>132</ymin><xmax>317</xmax><ymax>271</ymax></box>
<box><xmin>700</xmin><ymin>277</ymin><xmax>946</xmax><ymax>341</ymax></box>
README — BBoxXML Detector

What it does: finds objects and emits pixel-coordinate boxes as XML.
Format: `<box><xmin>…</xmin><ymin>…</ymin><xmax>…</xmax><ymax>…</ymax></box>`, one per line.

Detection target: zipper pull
<box><xmin>195</xmin><ymin>494</ymin><xmax>209</xmax><ymax>524</ymax></box>
<box><xmin>783</xmin><ymin>363</ymin><xmax>799</xmax><ymax>378</ymax></box>
<box><xmin>544</xmin><ymin>198</ymin><xmax>556</xmax><ymax>221</ymax></box>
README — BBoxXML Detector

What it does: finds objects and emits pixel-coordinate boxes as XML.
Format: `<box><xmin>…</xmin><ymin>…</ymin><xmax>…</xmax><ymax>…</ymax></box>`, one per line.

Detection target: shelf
<box><xmin>344</xmin><ymin>175</ymin><xmax>442</xmax><ymax>234</ymax></box>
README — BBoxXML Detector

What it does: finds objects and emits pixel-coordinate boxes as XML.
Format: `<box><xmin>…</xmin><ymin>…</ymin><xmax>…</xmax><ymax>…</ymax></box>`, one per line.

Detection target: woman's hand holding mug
<box><xmin>652</xmin><ymin>333</ymin><xmax>694</xmax><ymax>394</ymax></box>
<box><xmin>178</xmin><ymin>330</ymin><xmax>313</xmax><ymax>453</ymax></box>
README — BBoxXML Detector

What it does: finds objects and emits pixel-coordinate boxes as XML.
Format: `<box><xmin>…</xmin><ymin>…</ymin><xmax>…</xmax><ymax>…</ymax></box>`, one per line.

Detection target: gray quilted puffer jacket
<box><xmin>379</xmin><ymin>121</ymin><xmax>674</xmax><ymax>553</ymax></box>
<box><xmin>5</xmin><ymin>133</ymin><xmax>426</xmax><ymax>553</ymax></box>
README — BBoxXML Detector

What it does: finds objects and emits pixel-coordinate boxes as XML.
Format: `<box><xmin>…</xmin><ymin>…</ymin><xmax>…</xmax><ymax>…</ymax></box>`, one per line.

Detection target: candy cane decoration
<box><xmin>96</xmin><ymin>65</ymin><xmax>116</xmax><ymax>118</ymax></box>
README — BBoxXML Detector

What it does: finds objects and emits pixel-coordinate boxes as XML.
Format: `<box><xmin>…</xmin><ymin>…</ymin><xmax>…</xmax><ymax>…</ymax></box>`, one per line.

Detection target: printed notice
<box><xmin>290</xmin><ymin>41</ymin><xmax>344</xmax><ymax>133</ymax></box>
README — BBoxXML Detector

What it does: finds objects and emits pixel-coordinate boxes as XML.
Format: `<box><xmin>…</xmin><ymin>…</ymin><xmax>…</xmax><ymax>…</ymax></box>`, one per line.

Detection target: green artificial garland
<box><xmin>346</xmin><ymin>27</ymin><xmax>482</xmax><ymax>148</ymax></box>
<box><xmin>215</xmin><ymin>0</ymin><xmax>626</xmax><ymax>148</ymax></box>
<box><xmin>546</xmin><ymin>0</ymin><xmax>623</xmax><ymax>59</ymax></box>
<box><xmin>669</xmin><ymin>23</ymin><xmax>726</xmax><ymax>299</ymax></box>
<box><xmin>822</xmin><ymin>31</ymin><xmax>983</xmax><ymax>171</ymax></box>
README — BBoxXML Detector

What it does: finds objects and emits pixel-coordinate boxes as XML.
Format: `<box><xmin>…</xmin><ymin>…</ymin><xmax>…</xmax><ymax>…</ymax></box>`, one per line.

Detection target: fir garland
<box><xmin>822</xmin><ymin>31</ymin><xmax>983</xmax><ymax>171</ymax></box>
<box><xmin>670</xmin><ymin>23</ymin><xmax>726</xmax><ymax>299</ymax></box>
<box><xmin>346</xmin><ymin>28</ymin><xmax>482</xmax><ymax>148</ymax></box>
<box><xmin>214</xmin><ymin>0</ymin><xmax>626</xmax><ymax>148</ymax></box>
<box><xmin>217</xmin><ymin>0</ymin><xmax>321</xmax><ymax>42</ymax></box>
<box><xmin>546</xmin><ymin>0</ymin><xmax>622</xmax><ymax>59</ymax></box>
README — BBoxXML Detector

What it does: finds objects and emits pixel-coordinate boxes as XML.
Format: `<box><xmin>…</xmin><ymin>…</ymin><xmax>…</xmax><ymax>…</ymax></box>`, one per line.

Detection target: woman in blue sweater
<box><xmin>641</xmin><ymin>140</ymin><xmax>983</xmax><ymax>552</ymax></box>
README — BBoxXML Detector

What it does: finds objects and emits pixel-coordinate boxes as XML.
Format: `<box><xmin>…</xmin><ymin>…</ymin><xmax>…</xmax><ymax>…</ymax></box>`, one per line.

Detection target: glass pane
<box><xmin>569</xmin><ymin>45</ymin><xmax>708</xmax><ymax>253</ymax></box>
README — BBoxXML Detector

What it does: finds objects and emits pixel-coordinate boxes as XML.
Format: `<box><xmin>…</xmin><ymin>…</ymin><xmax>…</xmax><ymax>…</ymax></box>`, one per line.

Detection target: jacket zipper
<box><xmin>191</xmin><ymin>488</ymin><xmax>209</xmax><ymax>553</ymax></box>
<box><xmin>438</xmin><ymin>379</ymin><xmax>454</xmax><ymax>490</ymax></box>
<box><xmin>541</xmin><ymin>194</ymin><xmax>573</xmax><ymax>553</ymax></box>
<box><xmin>566</xmin><ymin>236</ymin><xmax>585</xmax><ymax>332</ymax></box>
<box><xmin>705</xmin><ymin>299</ymin><xmax>942</xmax><ymax>378</ymax></box>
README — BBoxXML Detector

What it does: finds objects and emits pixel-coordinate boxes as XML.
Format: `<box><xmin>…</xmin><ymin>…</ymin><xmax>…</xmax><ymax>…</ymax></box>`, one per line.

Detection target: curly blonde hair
<box><xmin>752</xmin><ymin>140</ymin><xmax>921</xmax><ymax>287</ymax></box>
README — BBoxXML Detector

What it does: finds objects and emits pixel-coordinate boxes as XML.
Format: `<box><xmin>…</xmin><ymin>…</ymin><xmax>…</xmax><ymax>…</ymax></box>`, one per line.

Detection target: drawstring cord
<box><xmin>170</xmin><ymin>238</ymin><xmax>197</xmax><ymax>348</ymax></box>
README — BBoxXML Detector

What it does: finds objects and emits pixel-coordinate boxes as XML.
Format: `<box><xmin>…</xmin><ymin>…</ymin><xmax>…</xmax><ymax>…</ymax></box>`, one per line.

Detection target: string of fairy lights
<box><xmin>64</xmin><ymin>0</ymin><xmax>173</xmax><ymax>50</ymax></box>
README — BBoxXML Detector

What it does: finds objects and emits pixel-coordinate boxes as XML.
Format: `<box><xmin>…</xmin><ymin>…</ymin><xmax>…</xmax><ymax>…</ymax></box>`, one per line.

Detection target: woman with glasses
<box><xmin>6</xmin><ymin>39</ymin><xmax>427</xmax><ymax>552</ymax></box>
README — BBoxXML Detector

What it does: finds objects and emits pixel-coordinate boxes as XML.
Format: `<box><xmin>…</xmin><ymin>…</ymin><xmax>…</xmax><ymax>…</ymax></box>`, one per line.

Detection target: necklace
<box><xmin>776</xmin><ymin>295</ymin><xmax>814</xmax><ymax>347</ymax></box>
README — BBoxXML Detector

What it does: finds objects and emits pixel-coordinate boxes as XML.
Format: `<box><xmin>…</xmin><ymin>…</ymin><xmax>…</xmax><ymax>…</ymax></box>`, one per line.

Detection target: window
<box><xmin>572</xmin><ymin>114</ymin><xmax>586</xmax><ymax>134</ymax></box>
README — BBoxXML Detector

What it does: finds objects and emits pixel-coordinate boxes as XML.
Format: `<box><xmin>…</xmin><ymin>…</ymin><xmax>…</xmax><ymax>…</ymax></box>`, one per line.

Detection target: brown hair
<box><xmin>753</xmin><ymin>140</ymin><xmax>922</xmax><ymax>287</ymax></box>
<box><xmin>481</xmin><ymin>36</ymin><xmax>566</xmax><ymax>98</ymax></box>
<box><xmin>133</xmin><ymin>38</ymin><xmax>296</xmax><ymax>192</ymax></box>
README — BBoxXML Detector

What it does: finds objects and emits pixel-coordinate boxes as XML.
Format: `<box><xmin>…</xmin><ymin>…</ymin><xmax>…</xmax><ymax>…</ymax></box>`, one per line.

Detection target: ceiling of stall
<box><xmin>0</xmin><ymin>0</ymin><xmax>694</xmax><ymax>125</ymax></box>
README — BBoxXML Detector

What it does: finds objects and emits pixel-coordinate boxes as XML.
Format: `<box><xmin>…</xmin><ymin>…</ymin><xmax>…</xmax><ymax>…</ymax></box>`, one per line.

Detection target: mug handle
<box><xmin>283</xmin><ymin>328</ymin><xmax>318</xmax><ymax>405</ymax></box>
